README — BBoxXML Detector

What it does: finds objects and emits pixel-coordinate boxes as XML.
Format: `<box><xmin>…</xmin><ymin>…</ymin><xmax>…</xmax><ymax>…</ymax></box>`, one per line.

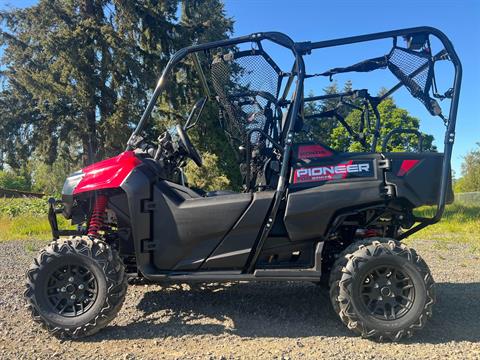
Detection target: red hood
<box><xmin>74</xmin><ymin>151</ymin><xmax>141</xmax><ymax>194</ymax></box>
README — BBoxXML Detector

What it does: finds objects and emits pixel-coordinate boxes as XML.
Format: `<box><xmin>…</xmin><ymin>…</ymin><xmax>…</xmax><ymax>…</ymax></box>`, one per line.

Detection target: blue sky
<box><xmin>2</xmin><ymin>0</ymin><xmax>479</xmax><ymax>175</ymax></box>
<box><xmin>224</xmin><ymin>0</ymin><xmax>480</xmax><ymax>176</ymax></box>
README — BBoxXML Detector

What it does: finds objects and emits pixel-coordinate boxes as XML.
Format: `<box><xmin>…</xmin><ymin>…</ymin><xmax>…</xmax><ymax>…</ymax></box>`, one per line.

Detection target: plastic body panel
<box><xmin>292</xmin><ymin>143</ymin><xmax>336</xmax><ymax>161</ymax></box>
<box><xmin>385</xmin><ymin>152</ymin><xmax>454</xmax><ymax>207</ymax></box>
<box><xmin>150</xmin><ymin>181</ymin><xmax>252</xmax><ymax>270</ymax></box>
<box><xmin>120</xmin><ymin>163</ymin><xmax>154</xmax><ymax>273</ymax></box>
<box><xmin>285</xmin><ymin>152</ymin><xmax>385</xmax><ymax>241</ymax></box>
<box><xmin>200</xmin><ymin>191</ymin><xmax>275</xmax><ymax>270</ymax></box>
<box><xmin>74</xmin><ymin>151</ymin><xmax>141</xmax><ymax>194</ymax></box>
<box><xmin>289</xmin><ymin>143</ymin><xmax>379</xmax><ymax>189</ymax></box>
<box><xmin>256</xmin><ymin>237</ymin><xmax>317</xmax><ymax>269</ymax></box>
<box><xmin>284</xmin><ymin>181</ymin><xmax>385</xmax><ymax>242</ymax></box>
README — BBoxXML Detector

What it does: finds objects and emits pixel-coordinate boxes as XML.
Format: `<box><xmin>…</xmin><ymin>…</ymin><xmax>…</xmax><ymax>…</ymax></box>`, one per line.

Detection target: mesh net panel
<box><xmin>318</xmin><ymin>46</ymin><xmax>438</xmax><ymax>116</ymax></box>
<box><xmin>211</xmin><ymin>52</ymin><xmax>280</xmax><ymax>146</ymax></box>
<box><xmin>387</xmin><ymin>47</ymin><xmax>435</xmax><ymax>115</ymax></box>
<box><xmin>210</xmin><ymin>51</ymin><xmax>282</xmax><ymax>188</ymax></box>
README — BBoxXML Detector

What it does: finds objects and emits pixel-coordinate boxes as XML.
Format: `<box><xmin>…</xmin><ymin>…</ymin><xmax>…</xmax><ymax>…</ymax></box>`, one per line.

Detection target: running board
<box><xmin>253</xmin><ymin>269</ymin><xmax>321</xmax><ymax>279</ymax></box>
<box><xmin>141</xmin><ymin>243</ymin><xmax>324</xmax><ymax>283</ymax></box>
<box><xmin>142</xmin><ymin>271</ymin><xmax>321</xmax><ymax>282</ymax></box>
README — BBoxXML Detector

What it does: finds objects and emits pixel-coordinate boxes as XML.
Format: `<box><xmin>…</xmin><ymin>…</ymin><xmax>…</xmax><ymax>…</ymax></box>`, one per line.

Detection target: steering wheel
<box><xmin>176</xmin><ymin>124</ymin><xmax>203</xmax><ymax>167</ymax></box>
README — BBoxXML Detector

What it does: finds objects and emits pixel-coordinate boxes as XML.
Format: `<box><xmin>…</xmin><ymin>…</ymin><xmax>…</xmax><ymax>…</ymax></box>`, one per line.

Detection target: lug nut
<box><xmin>70</xmin><ymin>294</ymin><xmax>76</xmax><ymax>300</ymax></box>
<box><xmin>68</xmin><ymin>277</ymin><xmax>74</xmax><ymax>282</ymax></box>
<box><xmin>61</xmin><ymin>287</ymin><xmax>66</xmax><ymax>293</ymax></box>
<box><xmin>78</xmin><ymin>284</ymin><xmax>85</xmax><ymax>290</ymax></box>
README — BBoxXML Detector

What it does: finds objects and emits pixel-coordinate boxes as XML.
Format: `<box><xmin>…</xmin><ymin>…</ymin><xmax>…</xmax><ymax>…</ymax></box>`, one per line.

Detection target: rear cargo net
<box><xmin>318</xmin><ymin>44</ymin><xmax>442</xmax><ymax>116</ymax></box>
<box><xmin>387</xmin><ymin>47</ymin><xmax>436</xmax><ymax>115</ymax></box>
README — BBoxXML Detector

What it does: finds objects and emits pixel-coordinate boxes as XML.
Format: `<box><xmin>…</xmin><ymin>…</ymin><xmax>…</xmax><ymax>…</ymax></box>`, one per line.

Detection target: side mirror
<box><xmin>185</xmin><ymin>97</ymin><xmax>207</xmax><ymax>130</ymax></box>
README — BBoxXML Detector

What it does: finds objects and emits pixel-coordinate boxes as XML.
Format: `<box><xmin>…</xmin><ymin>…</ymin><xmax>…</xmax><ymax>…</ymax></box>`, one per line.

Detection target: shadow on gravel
<box><xmin>406</xmin><ymin>282</ymin><xmax>480</xmax><ymax>344</ymax></box>
<box><xmin>88</xmin><ymin>281</ymin><xmax>480</xmax><ymax>344</ymax></box>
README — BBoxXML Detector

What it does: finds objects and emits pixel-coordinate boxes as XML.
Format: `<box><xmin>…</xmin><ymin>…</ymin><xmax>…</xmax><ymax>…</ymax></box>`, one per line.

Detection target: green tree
<box><xmin>0</xmin><ymin>0</ymin><xmax>234</xmax><ymax>191</ymax></box>
<box><xmin>302</xmin><ymin>82</ymin><xmax>435</xmax><ymax>153</ymax></box>
<box><xmin>455</xmin><ymin>143</ymin><xmax>480</xmax><ymax>192</ymax></box>
<box><xmin>29</xmin><ymin>149</ymin><xmax>81</xmax><ymax>195</ymax></box>
<box><xmin>301</xmin><ymin>81</ymin><xmax>360</xmax><ymax>145</ymax></box>
<box><xmin>329</xmin><ymin>98</ymin><xmax>435</xmax><ymax>152</ymax></box>
<box><xmin>184</xmin><ymin>152</ymin><xmax>230</xmax><ymax>191</ymax></box>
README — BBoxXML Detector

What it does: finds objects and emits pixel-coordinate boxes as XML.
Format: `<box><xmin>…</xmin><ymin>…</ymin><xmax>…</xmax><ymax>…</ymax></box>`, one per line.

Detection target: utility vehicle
<box><xmin>25</xmin><ymin>27</ymin><xmax>461</xmax><ymax>341</ymax></box>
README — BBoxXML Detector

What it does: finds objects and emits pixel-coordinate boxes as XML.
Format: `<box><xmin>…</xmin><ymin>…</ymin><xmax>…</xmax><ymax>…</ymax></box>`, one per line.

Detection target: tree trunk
<box><xmin>81</xmin><ymin>0</ymin><xmax>98</xmax><ymax>166</ymax></box>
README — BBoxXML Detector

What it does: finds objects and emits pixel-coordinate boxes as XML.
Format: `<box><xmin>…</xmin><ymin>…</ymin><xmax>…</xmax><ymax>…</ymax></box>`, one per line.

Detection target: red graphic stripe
<box><xmin>297</xmin><ymin>145</ymin><xmax>333</xmax><ymax>159</ymax></box>
<box><xmin>397</xmin><ymin>159</ymin><xmax>420</xmax><ymax>177</ymax></box>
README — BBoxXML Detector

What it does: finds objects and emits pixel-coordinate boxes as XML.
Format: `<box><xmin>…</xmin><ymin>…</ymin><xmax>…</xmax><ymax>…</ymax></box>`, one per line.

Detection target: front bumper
<box><xmin>48</xmin><ymin>198</ymin><xmax>85</xmax><ymax>239</ymax></box>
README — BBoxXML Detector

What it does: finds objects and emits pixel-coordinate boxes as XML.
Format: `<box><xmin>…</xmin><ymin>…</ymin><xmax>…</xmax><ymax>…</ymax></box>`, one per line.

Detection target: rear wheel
<box><xmin>329</xmin><ymin>238</ymin><xmax>435</xmax><ymax>341</ymax></box>
<box><xmin>25</xmin><ymin>237</ymin><xmax>127</xmax><ymax>338</ymax></box>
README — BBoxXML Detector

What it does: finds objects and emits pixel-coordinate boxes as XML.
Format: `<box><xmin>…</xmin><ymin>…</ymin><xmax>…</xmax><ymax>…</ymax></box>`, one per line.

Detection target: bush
<box><xmin>0</xmin><ymin>197</ymin><xmax>48</xmax><ymax>218</ymax></box>
<box><xmin>29</xmin><ymin>156</ymin><xmax>81</xmax><ymax>195</ymax></box>
<box><xmin>0</xmin><ymin>170</ymin><xmax>31</xmax><ymax>191</ymax></box>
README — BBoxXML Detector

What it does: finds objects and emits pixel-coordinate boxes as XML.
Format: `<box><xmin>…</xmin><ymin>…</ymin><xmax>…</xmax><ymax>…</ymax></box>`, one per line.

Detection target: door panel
<box><xmin>150</xmin><ymin>181</ymin><xmax>252</xmax><ymax>270</ymax></box>
<box><xmin>200</xmin><ymin>191</ymin><xmax>275</xmax><ymax>270</ymax></box>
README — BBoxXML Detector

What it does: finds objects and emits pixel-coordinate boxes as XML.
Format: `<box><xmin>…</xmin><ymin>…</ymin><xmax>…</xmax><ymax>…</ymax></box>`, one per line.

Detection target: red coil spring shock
<box><xmin>364</xmin><ymin>229</ymin><xmax>381</xmax><ymax>238</ymax></box>
<box><xmin>88</xmin><ymin>194</ymin><xmax>108</xmax><ymax>237</ymax></box>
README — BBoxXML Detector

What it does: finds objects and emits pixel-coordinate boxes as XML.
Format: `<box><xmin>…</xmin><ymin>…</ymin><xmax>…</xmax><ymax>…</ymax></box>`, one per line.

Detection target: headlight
<box><xmin>62</xmin><ymin>170</ymin><xmax>84</xmax><ymax>195</ymax></box>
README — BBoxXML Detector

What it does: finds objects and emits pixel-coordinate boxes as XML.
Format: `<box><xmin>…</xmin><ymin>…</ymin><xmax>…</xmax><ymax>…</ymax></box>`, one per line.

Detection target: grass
<box><xmin>0</xmin><ymin>197</ymin><xmax>74</xmax><ymax>241</ymax></box>
<box><xmin>0</xmin><ymin>198</ymin><xmax>478</xmax><ymax>252</ymax></box>
<box><xmin>0</xmin><ymin>215</ymin><xmax>73</xmax><ymax>241</ymax></box>
<box><xmin>409</xmin><ymin>202</ymin><xmax>480</xmax><ymax>250</ymax></box>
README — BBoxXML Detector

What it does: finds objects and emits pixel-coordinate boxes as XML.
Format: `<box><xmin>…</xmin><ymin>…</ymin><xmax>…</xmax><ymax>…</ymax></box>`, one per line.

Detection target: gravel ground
<box><xmin>0</xmin><ymin>239</ymin><xmax>479</xmax><ymax>359</ymax></box>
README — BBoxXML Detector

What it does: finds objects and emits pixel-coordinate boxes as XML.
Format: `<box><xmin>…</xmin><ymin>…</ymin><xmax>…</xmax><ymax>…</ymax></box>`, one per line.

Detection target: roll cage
<box><xmin>126</xmin><ymin>27</ymin><xmax>462</xmax><ymax>245</ymax></box>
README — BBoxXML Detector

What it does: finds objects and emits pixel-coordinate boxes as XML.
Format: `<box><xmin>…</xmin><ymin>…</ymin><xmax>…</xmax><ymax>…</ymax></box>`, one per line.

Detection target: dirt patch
<box><xmin>1</xmin><ymin>240</ymin><xmax>479</xmax><ymax>359</ymax></box>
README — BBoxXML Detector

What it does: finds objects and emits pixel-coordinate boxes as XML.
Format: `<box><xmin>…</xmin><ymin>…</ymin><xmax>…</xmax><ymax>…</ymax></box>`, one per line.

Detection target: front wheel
<box><xmin>25</xmin><ymin>237</ymin><xmax>127</xmax><ymax>338</ymax></box>
<box><xmin>329</xmin><ymin>238</ymin><xmax>435</xmax><ymax>341</ymax></box>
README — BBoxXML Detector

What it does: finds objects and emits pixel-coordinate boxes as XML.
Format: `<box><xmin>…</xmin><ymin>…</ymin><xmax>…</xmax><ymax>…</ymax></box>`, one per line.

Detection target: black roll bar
<box><xmin>298</xmin><ymin>26</ymin><xmax>462</xmax><ymax>236</ymax></box>
<box><xmin>126</xmin><ymin>31</ymin><xmax>300</xmax><ymax>150</ymax></box>
<box><xmin>125</xmin><ymin>26</ymin><xmax>461</xmax><ymax>263</ymax></box>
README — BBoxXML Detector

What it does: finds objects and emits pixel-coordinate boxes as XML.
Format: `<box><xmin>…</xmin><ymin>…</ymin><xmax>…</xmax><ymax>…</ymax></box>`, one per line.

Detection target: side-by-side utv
<box><xmin>25</xmin><ymin>27</ymin><xmax>461</xmax><ymax>341</ymax></box>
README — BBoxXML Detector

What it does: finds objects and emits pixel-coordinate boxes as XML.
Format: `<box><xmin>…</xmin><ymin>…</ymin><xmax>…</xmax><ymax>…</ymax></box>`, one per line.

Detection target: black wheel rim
<box><xmin>360</xmin><ymin>265</ymin><xmax>415</xmax><ymax>321</ymax></box>
<box><xmin>45</xmin><ymin>264</ymin><xmax>98</xmax><ymax>317</ymax></box>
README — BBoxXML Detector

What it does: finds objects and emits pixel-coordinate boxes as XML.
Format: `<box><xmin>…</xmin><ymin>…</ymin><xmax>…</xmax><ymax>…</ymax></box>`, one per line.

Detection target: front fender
<box><xmin>74</xmin><ymin>151</ymin><xmax>141</xmax><ymax>195</ymax></box>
